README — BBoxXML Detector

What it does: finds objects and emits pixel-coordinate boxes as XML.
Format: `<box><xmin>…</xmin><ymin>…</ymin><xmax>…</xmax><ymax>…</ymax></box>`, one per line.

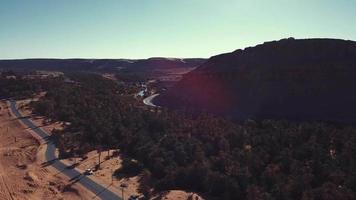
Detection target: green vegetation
<box><xmin>0</xmin><ymin>71</ymin><xmax>61</xmax><ymax>99</ymax></box>
<box><xmin>6</xmin><ymin>72</ymin><xmax>356</xmax><ymax>199</ymax></box>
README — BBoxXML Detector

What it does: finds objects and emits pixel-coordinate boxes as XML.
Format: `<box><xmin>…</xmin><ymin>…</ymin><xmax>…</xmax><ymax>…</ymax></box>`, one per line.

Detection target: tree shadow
<box><xmin>24</xmin><ymin>124</ymin><xmax>48</xmax><ymax>130</ymax></box>
<box><xmin>62</xmin><ymin>183</ymin><xmax>80</xmax><ymax>196</ymax></box>
<box><xmin>149</xmin><ymin>191</ymin><xmax>169</xmax><ymax>200</ymax></box>
<box><xmin>91</xmin><ymin>183</ymin><xmax>113</xmax><ymax>199</ymax></box>
<box><xmin>69</xmin><ymin>173</ymin><xmax>83</xmax><ymax>183</ymax></box>
<box><xmin>66</xmin><ymin>162</ymin><xmax>80</xmax><ymax>169</ymax></box>
<box><xmin>9</xmin><ymin>115</ymin><xmax>31</xmax><ymax>121</ymax></box>
<box><xmin>41</xmin><ymin>158</ymin><xmax>58</xmax><ymax>167</ymax></box>
<box><xmin>113</xmin><ymin>155</ymin><xmax>143</xmax><ymax>179</ymax></box>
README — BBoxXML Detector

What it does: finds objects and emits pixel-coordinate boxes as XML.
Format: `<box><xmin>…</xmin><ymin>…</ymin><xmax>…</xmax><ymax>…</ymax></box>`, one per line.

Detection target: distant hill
<box><xmin>156</xmin><ymin>38</ymin><xmax>356</xmax><ymax>121</ymax></box>
<box><xmin>0</xmin><ymin>58</ymin><xmax>206</xmax><ymax>75</ymax></box>
<box><xmin>124</xmin><ymin>57</ymin><xmax>205</xmax><ymax>71</ymax></box>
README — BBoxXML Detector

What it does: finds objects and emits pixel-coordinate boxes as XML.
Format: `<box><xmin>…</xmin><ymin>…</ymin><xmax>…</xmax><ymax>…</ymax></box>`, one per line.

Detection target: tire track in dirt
<box><xmin>0</xmin><ymin>162</ymin><xmax>15</xmax><ymax>200</ymax></box>
<box><xmin>0</xmin><ymin>104</ymin><xmax>15</xmax><ymax>200</ymax></box>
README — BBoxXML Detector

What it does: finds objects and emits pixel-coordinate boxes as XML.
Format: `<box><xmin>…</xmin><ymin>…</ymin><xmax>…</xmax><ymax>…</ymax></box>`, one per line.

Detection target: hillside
<box><xmin>157</xmin><ymin>38</ymin><xmax>356</xmax><ymax>121</ymax></box>
<box><xmin>0</xmin><ymin>58</ymin><xmax>206</xmax><ymax>75</ymax></box>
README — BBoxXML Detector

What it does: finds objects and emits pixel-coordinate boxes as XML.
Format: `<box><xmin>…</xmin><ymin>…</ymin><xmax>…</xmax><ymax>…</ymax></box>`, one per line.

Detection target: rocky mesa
<box><xmin>157</xmin><ymin>38</ymin><xmax>356</xmax><ymax>121</ymax></box>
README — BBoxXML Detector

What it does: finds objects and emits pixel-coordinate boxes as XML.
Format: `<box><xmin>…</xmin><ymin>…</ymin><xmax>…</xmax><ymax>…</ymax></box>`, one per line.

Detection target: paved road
<box><xmin>143</xmin><ymin>94</ymin><xmax>160</xmax><ymax>107</ymax></box>
<box><xmin>9</xmin><ymin>100</ymin><xmax>121</xmax><ymax>200</ymax></box>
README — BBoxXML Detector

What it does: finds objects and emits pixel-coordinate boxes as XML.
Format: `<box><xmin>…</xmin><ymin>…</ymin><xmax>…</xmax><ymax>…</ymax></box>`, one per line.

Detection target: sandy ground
<box><xmin>14</xmin><ymin>98</ymin><xmax>206</xmax><ymax>200</ymax></box>
<box><xmin>152</xmin><ymin>190</ymin><xmax>205</xmax><ymax>200</ymax></box>
<box><xmin>0</xmin><ymin>101</ymin><xmax>93</xmax><ymax>200</ymax></box>
<box><xmin>63</xmin><ymin>152</ymin><xmax>206</xmax><ymax>200</ymax></box>
<box><xmin>60</xmin><ymin>150</ymin><xmax>145</xmax><ymax>200</ymax></box>
<box><xmin>102</xmin><ymin>73</ymin><xmax>118</xmax><ymax>81</ymax></box>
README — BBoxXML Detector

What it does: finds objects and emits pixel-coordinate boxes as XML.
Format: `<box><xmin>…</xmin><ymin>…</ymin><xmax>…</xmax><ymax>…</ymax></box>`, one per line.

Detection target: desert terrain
<box><xmin>0</xmin><ymin>100</ymin><xmax>93</xmax><ymax>200</ymax></box>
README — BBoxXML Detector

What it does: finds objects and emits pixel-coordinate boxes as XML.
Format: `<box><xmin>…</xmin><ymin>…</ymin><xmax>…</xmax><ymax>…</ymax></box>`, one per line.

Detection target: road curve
<box><xmin>143</xmin><ymin>94</ymin><xmax>160</xmax><ymax>107</ymax></box>
<box><xmin>9</xmin><ymin>100</ymin><xmax>121</xmax><ymax>200</ymax></box>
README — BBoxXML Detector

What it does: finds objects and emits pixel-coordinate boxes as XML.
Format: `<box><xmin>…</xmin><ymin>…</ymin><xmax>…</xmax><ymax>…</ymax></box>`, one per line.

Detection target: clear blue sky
<box><xmin>1</xmin><ymin>0</ymin><xmax>355</xmax><ymax>59</ymax></box>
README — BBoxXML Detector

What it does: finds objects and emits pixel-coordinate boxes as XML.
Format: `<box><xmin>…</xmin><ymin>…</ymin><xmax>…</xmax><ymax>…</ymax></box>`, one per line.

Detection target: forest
<box><xmin>0</xmin><ymin>71</ymin><xmax>62</xmax><ymax>99</ymax></box>
<box><xmin>4</xmin><ymin>72</ymin><xmax>356</xmax><ymax>200</ymax></box>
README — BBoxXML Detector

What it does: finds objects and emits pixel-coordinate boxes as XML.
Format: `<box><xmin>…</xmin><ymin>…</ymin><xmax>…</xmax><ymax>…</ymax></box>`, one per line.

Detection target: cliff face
<box><xmin>157</xmin><ymin>38</ymin><xmax>356</xmax><ymax>121</ymax></box>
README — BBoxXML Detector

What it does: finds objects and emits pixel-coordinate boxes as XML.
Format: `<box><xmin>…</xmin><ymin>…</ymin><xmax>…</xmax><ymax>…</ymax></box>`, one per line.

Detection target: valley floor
<box><xmin>0</xmin><ymin>98</ymin><xmax>206</xmax><ymax>200</ymax></box>
<box><xmin>0</xmin><ymin>101</ymin><xmax>93</xmax><ymax>200</ymax></box>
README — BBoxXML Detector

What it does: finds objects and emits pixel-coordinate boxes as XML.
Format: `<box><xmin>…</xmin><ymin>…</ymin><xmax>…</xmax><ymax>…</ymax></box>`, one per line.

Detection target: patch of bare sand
<box><xmin>62</xmin><ymin>150</ymin><xmax>142</xmax><ymax>199</ymax></box>
<box><xmin>0</xmin><ymin>101</ymin><xmax>92</xmax><ymax>200</ymax></box>
<box><xmin>151</xmin><ymin>190</ymin><xmax>205</xmax><ymax>200</ymax></box>
<box><xmin>102</xmin><ymin>73</ymin><xmax>118</xmax><ymax>81</ymax></box>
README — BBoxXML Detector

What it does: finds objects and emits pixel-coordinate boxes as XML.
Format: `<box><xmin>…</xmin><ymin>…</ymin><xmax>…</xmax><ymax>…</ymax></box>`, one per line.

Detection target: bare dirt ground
<box><xmin>151</xmin><ymin>190</ymin><xmax>205</xmax><ymax>200</ymax></box>
<box><xmin>61</xmin><ymin>150</ymin><xmax>206</xmax><ymax>200</ymax></box>
<box><xmin>0</xmin><ymin>101</ymin><xmax>92</xmax><ymax>200</ymax></box>
<box><xmin>13</xmin><ymin>99</ymin><xmax>206</xmax><ymax>200</ymax></box>
<box><xmin>102</xmin><ymin>73</ymin><xmax>118</xmax><ymax>81</ymax></box>
<box><xmin>17</xmin><ymin>100</ymin><xmax>135</xmax><ymax>199</ymax></box>
<box><xmin>62</xmin><ymin>150</ymin><xmax>142</xmax><ymax>198</ymax></box>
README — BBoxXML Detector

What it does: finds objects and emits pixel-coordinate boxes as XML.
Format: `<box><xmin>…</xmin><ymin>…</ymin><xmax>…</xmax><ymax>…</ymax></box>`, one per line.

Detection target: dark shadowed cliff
<box><xmin>156</xmin><ymin>38</ymin><xmax>356</xmax><ymax>121</ymax></box>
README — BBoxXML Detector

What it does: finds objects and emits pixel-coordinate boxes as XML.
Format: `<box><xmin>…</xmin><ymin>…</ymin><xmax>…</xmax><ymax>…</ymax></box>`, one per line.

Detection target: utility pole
<box><xmin>111</xmin><ymin>169</ymin><xmax>113</xmax><ymax>184</ymax></box>
<box><xmin>120</xmin><ymin>183</ymin><xmax>128</xmax><ymax>200</ymax></box>
<box><xmin>97</xmin><ymin>146</ymin><xmax>102</xmax><ymax>169</ymax></box>
<box><xmin>73</xmin><ymin>153</ymin><xmax>77</xmax><ymax>167</ymax></box>
<box><xmin>98</xmin><ymin>150</ymin><xmax>101</xmax><ymax>168</ymax></box>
